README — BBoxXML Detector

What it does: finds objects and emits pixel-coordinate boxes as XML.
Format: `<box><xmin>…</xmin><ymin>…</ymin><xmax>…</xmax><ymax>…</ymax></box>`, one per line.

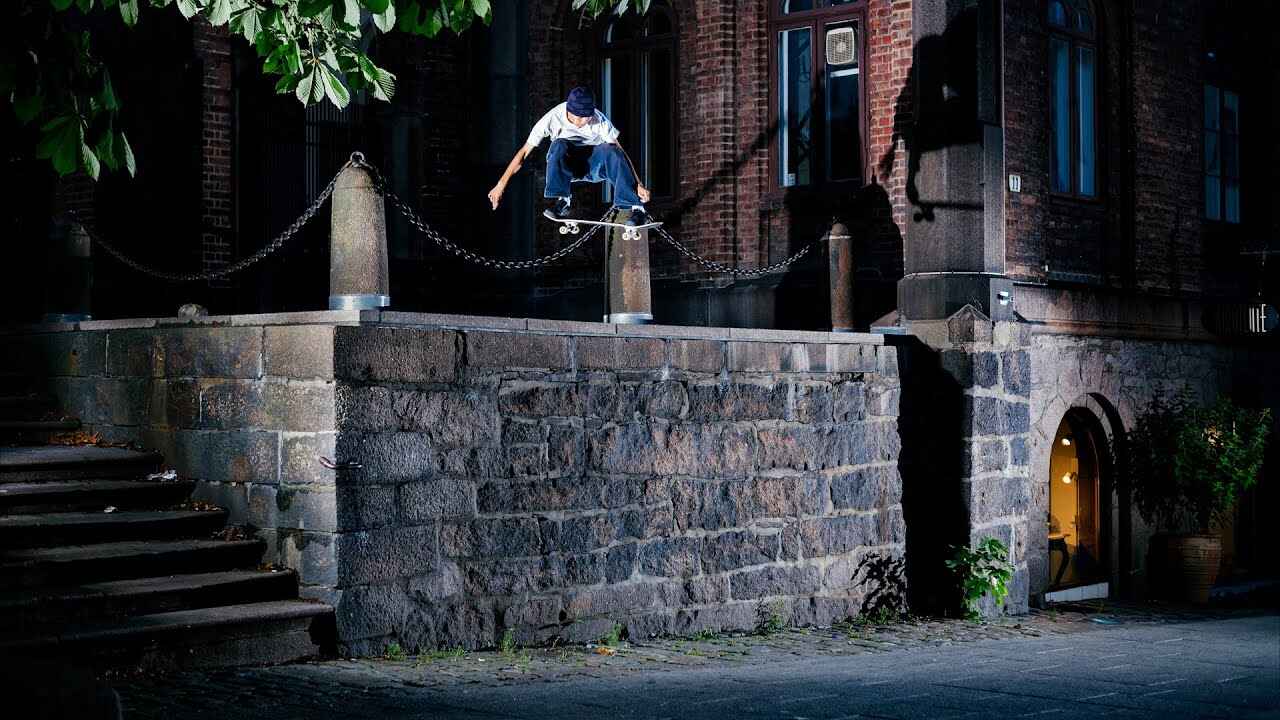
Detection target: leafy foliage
<box><xmin>945</xmin><ymin>537</ymin><xmax>1014</xmax><ymax>621</ymax></box>
<box><xmin>3</xmin><ymin>0</ymin><xmax>650</xmax><ymax>179</ymax></box>
<box><xmin>1123</xmin><ymin>394</ymin><xmax>1271</xmax><ymax>533</ymax></box>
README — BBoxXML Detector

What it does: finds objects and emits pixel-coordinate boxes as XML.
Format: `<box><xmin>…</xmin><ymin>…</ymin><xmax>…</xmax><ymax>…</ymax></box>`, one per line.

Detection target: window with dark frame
<box><xmin>770</xmin><ymin>0</ymin><xmax>865</xmax><ymax>191</ymax></box>
<box><xmin>1203</xmin><ymin>84</ymin><xmax>1240</xmax><ymax>223</ymax></box>
<box><xmin>598</xmin><ymin>3</ymin><xmax>677</xmax><ymax>200</ymax></box>
<box><xmin>1047</xmin><ymin>0</ymin><xmax>1098</xmax><ymax>198</ymax></box>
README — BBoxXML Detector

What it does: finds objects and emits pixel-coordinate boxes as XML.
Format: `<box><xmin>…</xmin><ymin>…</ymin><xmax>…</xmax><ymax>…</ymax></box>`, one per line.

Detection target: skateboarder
<box><xmin>487</xmin><ymin>86</ymin><xmax>653</xmax><ymax>227</ymax></box>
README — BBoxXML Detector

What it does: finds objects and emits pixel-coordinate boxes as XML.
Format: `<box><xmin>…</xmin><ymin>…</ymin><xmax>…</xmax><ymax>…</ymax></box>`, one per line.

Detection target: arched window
<box><xmin>1048</xmin><ymin>0</ymin><xmax>1098</xmax><ymax>197</ymax></box>
<box><xmin>770</xmin><ymin>0</ymin><xmax>864</xmax><ymax>190</ymax></box>
<box><xmin>599</xmin><ymin>3</ymin><xmax>677</xmax><ymax>198</ymax></box>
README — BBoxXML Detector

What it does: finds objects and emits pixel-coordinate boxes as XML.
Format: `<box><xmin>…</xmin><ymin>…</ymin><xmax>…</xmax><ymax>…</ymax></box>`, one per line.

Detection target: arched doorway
<box><xmin>1046</xmin><ymin>410</ymin><xmax>1111</xmax><ymax>598</ymax></box>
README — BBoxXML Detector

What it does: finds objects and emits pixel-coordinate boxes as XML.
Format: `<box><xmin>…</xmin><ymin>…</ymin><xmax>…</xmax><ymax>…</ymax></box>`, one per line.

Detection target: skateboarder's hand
<box><xmin>637</xmin><ymin>184</ymin><xmax>651</xmax><ymax>203</ymax></box>
<box><xmin>487</xmin><ymin>185</ymin><xmax>503</xmax><ymax>210</ymax></box>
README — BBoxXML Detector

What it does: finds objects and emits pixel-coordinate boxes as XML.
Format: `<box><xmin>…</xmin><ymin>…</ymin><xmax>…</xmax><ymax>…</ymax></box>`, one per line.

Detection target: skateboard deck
<box><xmin>543</xmin><ymin>210</ymin><xmax>662</xmax><ymax>240</ymax></box>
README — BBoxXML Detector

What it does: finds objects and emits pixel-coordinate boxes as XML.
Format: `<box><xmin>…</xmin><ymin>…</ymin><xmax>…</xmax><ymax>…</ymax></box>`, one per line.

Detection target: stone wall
<box><xmin>1027</xmin><ymin>331</ymin><xmax>1238</xmax><ymax>600</ymax></box>
<box><xmin>3</xmin><ymin>312</ymin><xmax>903</xmax><ymax>654</ymax></box>
<box><xmin>2</xmin><ymin>315</ymin><xmax>342</xmax><ymax>599</ymax></box>
<box><xmin>330</xmin><ymin>317</ymin><xmax>903</xmax><ymax>653</ymax></box>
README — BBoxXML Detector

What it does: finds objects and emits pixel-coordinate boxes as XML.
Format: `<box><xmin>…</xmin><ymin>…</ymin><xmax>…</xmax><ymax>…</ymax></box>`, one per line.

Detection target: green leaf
<box><xmin>75</xmin><ymin>0</ymin><xmax>92</xmax><ymax>12</ymax></box>
<box><xmin>299</xmin><ymin>0</ymin><xmax>330</xmax><ymax>17</ymax></box>
<box><xmin>207</xmin><ymin>0</ymin><xmax>233</xmax><ymax>26</ymax></box>
<box><xmin>231</xmin><ymin>7</ymin><xmax>262</xmax><ymax>43</ymax></box>
<box><xmin>274</xmin><ymin>74</ymin><xmax>298</xmax><ymax>94</ymax></box>
<box><xmin>372</xmin><ymin>1</ymin><xmax>395</xmax><ymax>31</ymax></box>
<box><xmin>14</xmin><ymin>95</ymin><xmax>44</xmax><ymax>125</ymax></box>
<box><xmin>470</xmin><ymin>0</ymin><xmax>489</xmax><ymax>18</ymax></box>
<box><xmin>395</xmin><ymin>0</ymin><xmax>418</xmax><ymax>31</ymax></box>
<box><xmin>286</xmin><ymin>42</ymin><xmax>302</xmax><ymax>74</ymax></box>
<box><xmin>371</xmin><ymin>66</ymin><xmax>395</xmax><ymax>101</ymax></box>
<box><xmin>96</xmin><ymin>129</ymin><xmax>118</xmax><ymax>171</ymax></box>
<box><xmin>37</xmin><ymin>117</ymin><xmax>82</xmax><ymax>177</ymax></box>
<box><xmin>116</xmin><ymin>131</ymin><xmax>135</xmax><ymax>176</ymax></box>
<box><xmin>52</xmin><ymin>0</ymin><xmax>76</xmax><ymax>10</ymax></box>
<box><xmin>295</xmin><ymin>68</ymin><xmax>316</xmax><ymax>104</ymax></box>
<box><xmin>319</xmin><ymin>66</ymin><xmax>349</xmax><ymax>108</ymax></box>
<box><xmin>310</xmin><ymin>67</ymin><xmax>326</xmax><ymax>103</ymax></box>
<box><xmin>81</xmin><ymin>141</ymin><xmax>101</xmax><ymax>180</ymax></box>
<box><xmin>341</xmin><ymin>0</ymin><xmax>360</xmax><ymax>26</ymax></box>
<box><xmin>175</xmin><ymin>0</ymin><xmax>199</xmax><ymax>18</ymax></box>
<box><xmin>99</xmin><ymin>69</ymin><xmax>119</xmax><ymax>111</ymax></box>
<box><xmin>119</xmin><ymin>0</ymin><xmax>140</xmax><ymax>25</ymax></box>
<box><xmin>362</xmin><ymin>0</ymin><xmax>389</xmax><ymax>11</ymax></box>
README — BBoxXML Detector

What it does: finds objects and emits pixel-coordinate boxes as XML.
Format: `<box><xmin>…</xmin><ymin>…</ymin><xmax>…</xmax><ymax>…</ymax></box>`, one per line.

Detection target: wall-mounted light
<box><xmin>1061</xmin><ymin>473</ymin><xmax>1073</xmax><ymax>485</ymax></box>
<box><xmin>1061</xmin><ymin>437</ymin><xmax>1072</xmax><ymax>446</ymax></box>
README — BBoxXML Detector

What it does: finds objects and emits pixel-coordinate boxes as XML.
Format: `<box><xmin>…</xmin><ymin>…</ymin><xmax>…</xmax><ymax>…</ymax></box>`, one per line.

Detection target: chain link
<box><xmin>372</xmin><ymin>169</ymin><xmax>607</xmax><ymax>271</ymax></box>
<box><xmin>653</xmin><ymin>225</ymin><xmax>826</xmax><ymax>278</ymax></box>
<box><xmin>68</xmin><ymin>158</ymin><xmax>353</xmax><ymax>283</ymax></box>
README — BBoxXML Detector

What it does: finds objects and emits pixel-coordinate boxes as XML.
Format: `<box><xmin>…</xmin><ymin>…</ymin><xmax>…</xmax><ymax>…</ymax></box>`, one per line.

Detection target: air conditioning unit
<box><xmin>826</xmin><ymin>26</ymin><xmax>857</xmax><ymax>66</ymax></box>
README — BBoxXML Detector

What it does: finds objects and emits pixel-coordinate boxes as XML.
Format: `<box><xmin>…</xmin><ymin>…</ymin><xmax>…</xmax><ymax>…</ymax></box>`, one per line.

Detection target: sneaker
<box><xmin>623</xmin><ymin>207</ymin><xmax>651</xmax><ymax>227</ymax></box>
<box><xmin>544</xmin><ymin>197</ymin><xmax>573</xmax><ymax>220</ymax></box>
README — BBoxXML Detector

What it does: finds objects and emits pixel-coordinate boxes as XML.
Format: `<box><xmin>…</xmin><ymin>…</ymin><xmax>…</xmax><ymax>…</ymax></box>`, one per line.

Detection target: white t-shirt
<box><xmin>524</xmin><ymin>102</ymin><xmax>621</xmax><ymax>148</ymax></box>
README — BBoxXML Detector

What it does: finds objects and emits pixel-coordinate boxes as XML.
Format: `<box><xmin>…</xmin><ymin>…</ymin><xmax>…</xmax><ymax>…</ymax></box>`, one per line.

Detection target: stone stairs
<box><xmin>0</xmin><ymin>389</ymin><xmax>334</xmax><ymax>672</ymax></box>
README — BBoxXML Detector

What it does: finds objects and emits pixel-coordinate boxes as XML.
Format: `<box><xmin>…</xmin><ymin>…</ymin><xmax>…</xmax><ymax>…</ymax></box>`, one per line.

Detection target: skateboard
<box><xmin>543</xmin><ymin>210</ymin><xmax>662</xmax><ymax>241</ymax></box>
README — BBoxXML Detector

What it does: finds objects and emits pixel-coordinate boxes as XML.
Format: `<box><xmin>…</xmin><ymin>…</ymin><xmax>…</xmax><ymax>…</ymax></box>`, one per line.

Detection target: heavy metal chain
<box><xmin>368</xmin><ymin>166</ymin><xmax>605</xmax><ymax>271</ymax></box>
<box><xmin>653</xmin><ymin>225</ymin><xmax>827</xmax><ymax>278</ymax></box>
<box><xmin>68</xmin><ymin>157</ymin><xmax>353</xmax><ymax>283</ymax></box>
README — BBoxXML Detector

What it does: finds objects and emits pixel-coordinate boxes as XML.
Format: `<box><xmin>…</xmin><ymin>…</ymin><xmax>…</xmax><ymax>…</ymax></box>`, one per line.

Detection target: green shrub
<box><xmin>946</xmin><ymin>537</ymin><xmax>1014</xmax><ymax>621</ymax></box>
<box><xmin>1124</xmin><ymin>394</ymin><xmax>1271</xmax><ymax>533</ymax></box>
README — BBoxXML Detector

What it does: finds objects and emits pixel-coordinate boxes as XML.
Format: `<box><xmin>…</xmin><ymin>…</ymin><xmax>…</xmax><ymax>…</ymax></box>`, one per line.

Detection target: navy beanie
<box><xmin>566</xmin><ymin>87</ymin><xmax>595</xmax><ymax>117</ymax></box>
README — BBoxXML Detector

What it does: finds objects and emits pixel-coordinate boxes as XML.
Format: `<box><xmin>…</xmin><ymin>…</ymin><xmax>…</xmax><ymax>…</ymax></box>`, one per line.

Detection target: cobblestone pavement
<box><xmin>115</xmin><ymin>604</ymin><xmax>1280</xmax><ymax>719</ymax></box>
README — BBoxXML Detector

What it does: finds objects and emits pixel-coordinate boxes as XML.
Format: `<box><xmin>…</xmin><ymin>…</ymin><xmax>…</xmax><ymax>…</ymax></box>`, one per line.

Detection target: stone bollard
<box><xmin>828</xmin><ymin>221</ymin><xmax>855</xmax><ymax>332</ymax></box>
<box><xmin>329</xmin><ymin>154</ymin><xmax>390</xmax><ymax>311</ymax></box>
<box><xmin>603</xmin><ymin>209</ymin><xmax>653</xmax><ymax>324</ymax></box>
<box><xmin>43</xmin><ymin>218</ymin><xmax>93</xmax><ymax>322</ymax></box>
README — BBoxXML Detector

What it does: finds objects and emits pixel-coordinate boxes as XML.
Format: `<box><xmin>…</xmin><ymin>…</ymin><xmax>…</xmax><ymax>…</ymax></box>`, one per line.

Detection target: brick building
<box><xmin>3</xmin><ymin>0</ymin><xmax>1276</xmax><ymax>645</ymax></box>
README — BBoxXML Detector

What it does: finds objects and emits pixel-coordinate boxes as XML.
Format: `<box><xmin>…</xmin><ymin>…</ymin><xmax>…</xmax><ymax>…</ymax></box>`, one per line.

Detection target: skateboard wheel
<box><xmin>559</xmin><ymin>225</ymin><xmax>569</xmax><ymax>235</ymax></box>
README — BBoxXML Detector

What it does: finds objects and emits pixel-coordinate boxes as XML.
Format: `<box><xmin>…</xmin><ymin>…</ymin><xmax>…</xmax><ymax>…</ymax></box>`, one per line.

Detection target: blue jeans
<box><xmin>545</xmin><ymin>140</ymin><xmax>643</xmax><ymax>209</ymax></box>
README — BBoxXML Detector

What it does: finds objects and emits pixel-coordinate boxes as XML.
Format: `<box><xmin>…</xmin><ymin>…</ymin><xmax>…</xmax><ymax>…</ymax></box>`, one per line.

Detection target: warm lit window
<box><xmin>1047</xmin><ymin>0</ymin><xmax>1097</xmax><ymax>197</ymax></box>
<box><xmin>770</xmin><ymin>0</ymin><xmax>864</xmax><ymax>189</ymax></box>
<box><xmin>1204</xmin><ymin>85</ymin><xmax>1240</xmax><ymax>223</ymax></box>
<box><xmin>599</xmin><ymin>3</ymin><xmax>676</xmax><ymax>198</ymax></box>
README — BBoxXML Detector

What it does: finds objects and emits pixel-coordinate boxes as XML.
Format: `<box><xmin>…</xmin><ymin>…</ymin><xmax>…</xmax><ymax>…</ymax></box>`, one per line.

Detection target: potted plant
<box><xmin>1123</xmin><ymin>394</ymin><xmax>1271</xmax><ymax>603</ymax></box>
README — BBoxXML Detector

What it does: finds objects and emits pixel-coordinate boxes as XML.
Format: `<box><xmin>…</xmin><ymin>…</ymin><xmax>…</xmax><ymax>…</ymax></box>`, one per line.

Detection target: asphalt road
<box><xmin>115</xmin><ymin>613</ymin><xmax>1280</xmax><ymax>720</ymax></box>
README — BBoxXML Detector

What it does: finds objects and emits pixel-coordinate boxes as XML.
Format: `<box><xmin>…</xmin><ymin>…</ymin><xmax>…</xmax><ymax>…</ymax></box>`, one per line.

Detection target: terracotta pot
<box><xmin>1162</xmin><ymin>534</ymin><xmax>1222</xmax><ymax>604</ymax></box>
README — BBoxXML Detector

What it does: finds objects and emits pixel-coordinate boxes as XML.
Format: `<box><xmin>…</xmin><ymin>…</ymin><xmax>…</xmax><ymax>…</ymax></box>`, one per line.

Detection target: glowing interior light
<box><xmin>1061</xmin><ymin>437</ymin><xmax>1072</xmax><ymax>446</ymax></box>
<box><xmin>1061</xmin><ymin>473</ymin><xmax>1073</xmax><ymax>484</ymax></box>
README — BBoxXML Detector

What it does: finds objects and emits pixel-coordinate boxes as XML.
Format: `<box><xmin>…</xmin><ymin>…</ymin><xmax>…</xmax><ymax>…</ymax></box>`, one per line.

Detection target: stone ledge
<box><xmin>3</xmin><ymin>311</ymin><xmax>889</xmax><ymax>346</ymax></box>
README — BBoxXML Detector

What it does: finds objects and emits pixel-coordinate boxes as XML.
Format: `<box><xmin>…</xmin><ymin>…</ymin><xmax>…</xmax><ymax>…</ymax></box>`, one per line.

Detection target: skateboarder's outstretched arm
<box><xmin>612</xmin><ymin>140</ymin><xmax>650</xmax><ymax>204</ymax></box>
<box><xmin>488</xmin><ymin>144</ymin><xmax>536</xmax><ymax>210</ymax></box>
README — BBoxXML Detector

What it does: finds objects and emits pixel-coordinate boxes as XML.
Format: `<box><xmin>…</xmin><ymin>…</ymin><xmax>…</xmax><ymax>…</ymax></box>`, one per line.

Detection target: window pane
<box><xmin>601</xmin><ymin>54</ymin><xmax>633</xmax><ymax>203</ymax></box>
<box><xmin>1049</xmin><ymin>37</ymin><xmax>1070</xmax><ymax>193</ymax></box>
<box><xmin>1225</xmin><ymin>179</ymin><xmax>1240</xmax><ymax>223</ymax></box>
<box><xmin>645</xmin><ymin>47</ymin><xmax>674</xmax><ymax>196</ymax></box>
<box><xmin>1076</xmin><ymin>45</ymin><xmax>1096</xmax><ymax>196</ymax></box>
<box><xmin>1205</xmin><ymin>175</ymin><xmax>1221</xmax><ymax>220</ymax></box>
<box><xmin>779</xmin><ymin>0</ymin><xmax>815</xmax><ymax>13</ymax></box>
<box><xmin>1204</xmin><ymin>129</ymin><xmax>1219</xmax><ymax>174</ymax></box>
<box><xmin>1222</xmin><ymin>132</ymin><xmax>1238</xmax><ymax>179</ymax></box>
<box><xmin>1048</xmin><ymin>0</ymin><xmax>1068</xmax><ymax>27</ymax></box>
<box><xmin>1076</xmin><ymin>5</ymin><xmax>1093</xmax><ymax>34</ymax></box>
<box><xmin>779</xmin><ymin>27</ymin><xmax>812</xmax><ymax>187</ymax></box>
<box><xmin>647</xmin><ymin>9</ymin><xmax>672</xmax><ymax>36</ymax></box>
<box><xmin>1204</xmin><ymin>85</ymin><xmax>1219</xmax><ymax>130</ymax></box>
<box><xmin>825</xmin><ymin>23</ymin><xmax>860</xmax><ymax>182</ymax></box>
<box><xmin>1223</xmin><ymin>90</ymin><xmax>1239</xmax><ymax>133</ymax></box>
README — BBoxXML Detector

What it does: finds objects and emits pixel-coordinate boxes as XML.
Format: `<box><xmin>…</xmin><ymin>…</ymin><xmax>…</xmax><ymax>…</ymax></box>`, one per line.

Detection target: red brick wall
<box><xmin>1003</xmin><ymin>0</ymin><xmax>1216</xmax><ymax>295</ymax></box>
<box><xmin>194</xmin><ymin>20</ymin><xmax>234</xmax><ymax>284</ymax></box>
<box><xmin>526</xmin><ymin>0</ymin><xmax>909</xmax><ymax>281</ymax></box>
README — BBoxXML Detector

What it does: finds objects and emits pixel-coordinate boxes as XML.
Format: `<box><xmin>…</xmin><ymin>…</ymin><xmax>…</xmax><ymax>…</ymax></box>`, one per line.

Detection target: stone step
<box><xmin>0</xmin><ymin>479</ymin><xmax>196</xmax><ymax>513</ymax></box>
<box><xmin>0</xmin><ymin>445</ymin><xmax>164</xmax><ymax>483</ymax></box>
<box><xmin>0</xmin><ymin>569</ymin><xmax>299</xmax><ymax>634</ymax></box>
<box><xmin>0</xmin><ymin>539</ymin><xmax>265</xmax><ymax>589</ymax></box>
<box><xmin>0</xmin><ymin>600</ymin><xmax>333</xmax><ymax>671</ymax></box>
<box><xmin>0</xmin><ymin>419</ymin><xmax>82</xmax><ymax>444</ymax></box>
<box><xmin>0</xmin><ymin>509</ymin><xmax>228</xmax><ymax>548</ymax></box>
